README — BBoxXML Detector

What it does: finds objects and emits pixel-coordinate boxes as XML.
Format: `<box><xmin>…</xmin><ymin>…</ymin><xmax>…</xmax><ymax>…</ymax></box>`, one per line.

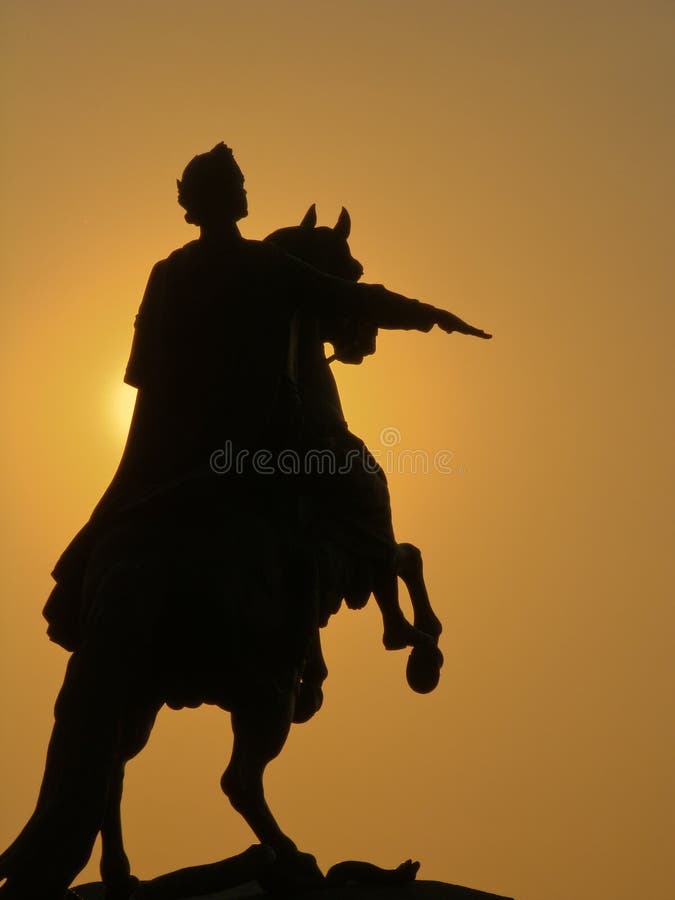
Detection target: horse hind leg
<box><xmin>221</xmin><ymin>692</ymin><xmax>323</xmax><ymax>890</ymax></box>
<box><xmin>99</xmin><ymin>761</ymin><xmax>137</xmax><ymax>900</ymax></box>
<box><xmin>99</xmin><ymin>700</ymin><xmax>161</xmax><ymax>900</ymax></box>
<box><xmin>0</xmin><ymin>640</ymin><xmax>138</xmax><ymax>900</ymax></box>
<box><xmin>396</xmin><ymin>543</ymin><xmax>442</xmax><ymax>640</ymax></box>
<box><xmin>221</xmin><ymin>690</ymin><xmax>295</xmax><ymax>853</ymax></box>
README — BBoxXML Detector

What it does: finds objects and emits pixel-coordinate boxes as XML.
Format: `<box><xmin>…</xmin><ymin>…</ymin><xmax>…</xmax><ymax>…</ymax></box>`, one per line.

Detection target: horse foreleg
<box><xmin>372</xmin><ymin>558</ymin><xmax>432</xmax><ymax>650</ymax></box>
<box><xmin>396</xmin><ymin>542</ymin><xmax>442</xmax><ymax>641</ymax></box>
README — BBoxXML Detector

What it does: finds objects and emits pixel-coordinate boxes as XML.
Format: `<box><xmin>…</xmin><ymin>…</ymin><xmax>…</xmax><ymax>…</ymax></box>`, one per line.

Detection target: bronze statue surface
<box><xmin>0</xmin><ymin>143</ymin><xmax>494</xmax><ymax>900</ymax></box>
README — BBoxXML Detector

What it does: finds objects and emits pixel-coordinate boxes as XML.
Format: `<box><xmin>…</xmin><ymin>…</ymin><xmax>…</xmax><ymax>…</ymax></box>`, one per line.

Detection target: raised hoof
<box><xmin>406</xmin><ymin>643</ymin><xmax>444</xmax><ymax>694</ymax></box>
<box><xmin>383</xmin><ymin>622</ymin><xmax>435</xmax><ymax>652</ymax></box>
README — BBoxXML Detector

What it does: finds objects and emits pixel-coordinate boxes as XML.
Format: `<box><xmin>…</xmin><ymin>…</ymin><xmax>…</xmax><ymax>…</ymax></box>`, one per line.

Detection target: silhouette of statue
<box><xmin>0</xmin><ymin>143</ymin><xmax>492</xmax><ymax>900</ymax></box>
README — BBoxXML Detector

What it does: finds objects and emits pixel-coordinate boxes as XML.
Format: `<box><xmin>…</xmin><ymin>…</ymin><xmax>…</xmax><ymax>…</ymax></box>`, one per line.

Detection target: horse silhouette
<box><xmin>95</xmin><ymin>209</ymin><xmax>443</xmax><ymax>892</ymax></box>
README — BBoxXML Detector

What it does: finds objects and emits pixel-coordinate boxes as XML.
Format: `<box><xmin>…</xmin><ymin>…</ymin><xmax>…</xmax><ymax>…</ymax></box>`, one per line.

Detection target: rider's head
<box><xmin>177</xmin><ymin>143</ymin><xmax>248</xmax><ymax>227</ymax></box>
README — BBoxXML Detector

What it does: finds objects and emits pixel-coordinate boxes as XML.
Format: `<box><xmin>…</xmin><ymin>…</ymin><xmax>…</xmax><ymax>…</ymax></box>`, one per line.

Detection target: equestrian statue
<box><xmin>0</xmin><ymin>143</ymin><xmax>491</xmax><ymax>900</ymax></box>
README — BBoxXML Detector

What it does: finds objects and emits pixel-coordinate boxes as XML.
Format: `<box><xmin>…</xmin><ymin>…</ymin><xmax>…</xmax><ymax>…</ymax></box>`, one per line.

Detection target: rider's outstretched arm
<box><xmin>356</xmin><ymin>282</ymin><xmax>492</xmax><ymax>339</ymax></box>
<box><xmin>281</xmin><ymin>248</ymin><xmax>492</xmax><ymax>340</ymax></box>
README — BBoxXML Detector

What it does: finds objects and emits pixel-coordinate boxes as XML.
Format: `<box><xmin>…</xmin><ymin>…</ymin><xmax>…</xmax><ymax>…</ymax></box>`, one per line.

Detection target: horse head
<box><xmin>265</xmin><ymin>207</ymin><xmax>376</xmax><ymax>365</ymax></box>
<box><xmin>265</xmin><ymin>205</ymin><xmax>364</xmax><ymax>283</ymax></box>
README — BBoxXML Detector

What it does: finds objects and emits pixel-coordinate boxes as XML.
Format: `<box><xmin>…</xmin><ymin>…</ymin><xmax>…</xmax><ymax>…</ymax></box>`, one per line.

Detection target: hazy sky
<box><xmin>1</xmin><ymin>3</ymin><xmax>674</xmax><ymax>899</ymax></box>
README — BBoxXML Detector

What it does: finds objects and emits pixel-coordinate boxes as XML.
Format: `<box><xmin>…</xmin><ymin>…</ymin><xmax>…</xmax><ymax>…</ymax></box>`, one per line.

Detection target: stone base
<box><xmin>72</xmin><ymin>879</ymin><xmax>513</xmax><ymax>900</ymax></box>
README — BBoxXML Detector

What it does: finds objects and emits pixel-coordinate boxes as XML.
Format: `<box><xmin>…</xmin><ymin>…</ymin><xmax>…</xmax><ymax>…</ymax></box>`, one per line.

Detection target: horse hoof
<box><xmin>259</xmin><ymin>849</ymin><xmax>324</xmax><ymax>892</ymax></box>
<box><xmin>406</xmin><ymin>643</ymin><xmax>443</xmax><ymax>694</ymax></box>
<box><xmin>103</xmin><ymin>874</ymin><xmax>139</xmax><ymax>899</ymax></box>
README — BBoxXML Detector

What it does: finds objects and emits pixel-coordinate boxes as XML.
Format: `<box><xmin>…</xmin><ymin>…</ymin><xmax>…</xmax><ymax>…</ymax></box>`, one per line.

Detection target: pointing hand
<box><xmin>436</xmin><ymin>310</ymin><xmax>492</xmax><ymax>339</ymax></box>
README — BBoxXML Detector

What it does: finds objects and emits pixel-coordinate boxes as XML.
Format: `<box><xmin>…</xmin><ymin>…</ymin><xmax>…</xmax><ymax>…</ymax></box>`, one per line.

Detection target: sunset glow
<box><xmin>109</xmin><ymin>380</ymin><xmax>136</xmax><ymax>441</ymax></box>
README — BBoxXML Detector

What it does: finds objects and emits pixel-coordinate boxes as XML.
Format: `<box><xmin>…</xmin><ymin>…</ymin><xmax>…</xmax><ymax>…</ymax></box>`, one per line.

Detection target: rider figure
<box><xmin>45</xmin><ymin>142</ymin><xmax>491</xmax><ymax>655</ymax></box>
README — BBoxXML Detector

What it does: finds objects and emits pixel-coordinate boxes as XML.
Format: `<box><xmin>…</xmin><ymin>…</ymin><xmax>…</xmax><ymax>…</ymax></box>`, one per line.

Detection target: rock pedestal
<box><xmin>72</xmin><ymin>879</ymin><xmax>513</xmax><ymax>900</ymax></box>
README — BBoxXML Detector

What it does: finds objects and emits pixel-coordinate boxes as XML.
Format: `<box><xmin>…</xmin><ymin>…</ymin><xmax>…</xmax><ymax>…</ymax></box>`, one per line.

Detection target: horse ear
<box><xmin>334</xmin><ymin>207</ymin><xmax>351</xmax><ymax>239</ymax></box>
<box><xmin>300</xmin><ymin>204</ymin><xmax>317</xmax><ymax>229</ymax></box>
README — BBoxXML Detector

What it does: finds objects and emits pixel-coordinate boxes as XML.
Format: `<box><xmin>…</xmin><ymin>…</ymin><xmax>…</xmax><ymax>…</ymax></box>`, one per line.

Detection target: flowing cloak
<box><xmin>43</xmin><ymin>237</ymin><xmax>438</xmax><ymax>650</ymax></box>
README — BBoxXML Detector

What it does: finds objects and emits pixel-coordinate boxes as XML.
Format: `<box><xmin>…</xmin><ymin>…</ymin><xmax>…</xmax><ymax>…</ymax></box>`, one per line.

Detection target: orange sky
<box><xmin>1</xmin><ymin>3</ymin><xmax>674</xmax><ymax>899</ymax></box>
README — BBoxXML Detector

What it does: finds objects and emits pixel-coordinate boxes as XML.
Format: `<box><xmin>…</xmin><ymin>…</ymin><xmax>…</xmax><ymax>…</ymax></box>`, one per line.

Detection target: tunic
<box><xmin>44</xmin><ymin>237</ymin><xmax>438</xmax><ymax>650</ymax></box>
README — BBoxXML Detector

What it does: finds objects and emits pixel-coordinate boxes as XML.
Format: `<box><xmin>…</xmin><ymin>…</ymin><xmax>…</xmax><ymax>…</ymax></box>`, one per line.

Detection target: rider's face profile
<box><xmin>230</xmin><ymin>173</ymin><xmax>248</xmax><ymax>221</ymax></box>
<box><xmin>216</xmin><ymin>153</ymin><xmax>247</xmax><ymax>222</ymax></box>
